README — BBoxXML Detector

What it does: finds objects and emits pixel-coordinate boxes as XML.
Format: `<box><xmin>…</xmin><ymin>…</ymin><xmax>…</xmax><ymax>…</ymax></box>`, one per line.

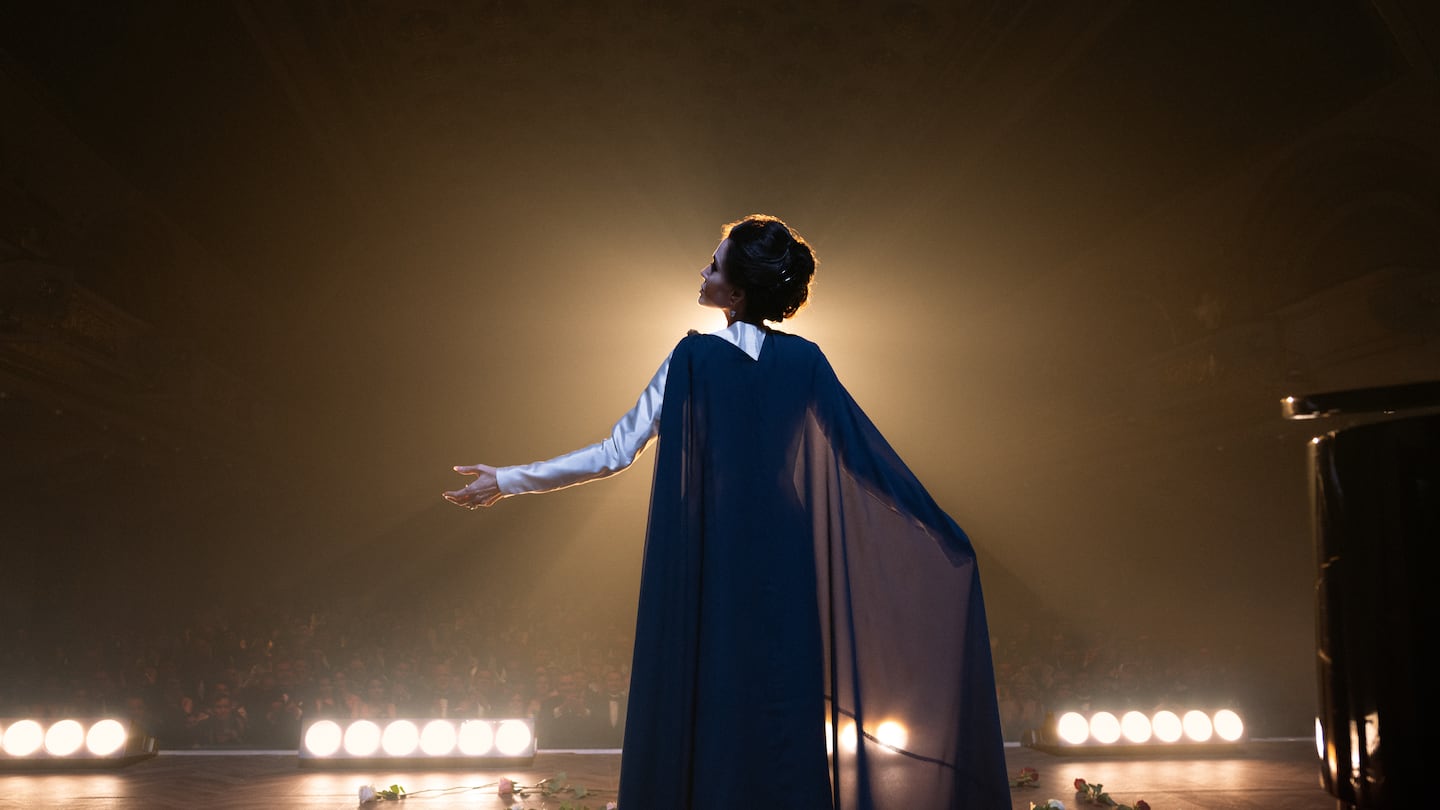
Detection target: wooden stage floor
<box><xmin>0</xmin><ymin>739</ymin><xmax>1334</xmax><ymax>809</ymax></box>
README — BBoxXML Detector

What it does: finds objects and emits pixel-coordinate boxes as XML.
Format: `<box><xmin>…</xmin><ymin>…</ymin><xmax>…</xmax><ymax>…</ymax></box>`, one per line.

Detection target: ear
<box><xmin>729</xmin><ymin>288</ymin><xmax>746</xmax><ymax>308</ymax></box>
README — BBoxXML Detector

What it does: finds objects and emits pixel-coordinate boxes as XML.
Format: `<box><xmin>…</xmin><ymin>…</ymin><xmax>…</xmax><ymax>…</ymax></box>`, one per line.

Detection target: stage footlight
<box><xmin>298</xmin><ymin>718</ymin><xmax>536</xmax><ymax>768</ymax></box>
<box><xmin>1</xmin><ymin>718</ymin><xmax>157</xmax><ymax>769</ymax></box>
<box><xmin>44</xmin><ymin>720</ymin><xmax>85</xmax><ymax>756</ymax></box>
<box><xmin>381</xmin><ymin>721</ymin><xmax>419</xmax><ymax>756</ymax></box>
<box><xmin>1089</xmin><ymin>712</ymin><xmax>1122</xmax><ymax>744</ymax></box>
<box><xmin>1120</xmin><ymin>711</ymin><xmax>1152</xmax><ymax>743</ymax></box>
<box><xmin>875</xmin><ymin>720</ymin><xmax>908</xmax><ymax>752</ymax></box>
<box><xmin>419</xmin><ymin>720</ymin><xmax>456</xmax><ymax>756</ymax></box>
<box><xmin>825</xmin><ymin>717</ymin><xmax>912</xmax><ymax>756</ymax></box>
<box><xmin>494</xmin><ymin>720</ymin><xmax>532</xmax><ymax>757</ymax></box>
<box><xmin>3</xmin><ymin>720</ymin><xmax>43</xmax><ymax>757</ymax></box>
<box><xmin>1182</xmin><ymin>710</ymin><xmax>1214</xmax><ymax>742</ymax></box>
<box><xmin>1214</xmin><ymin>709</ymin><xmax>1244</xmax><ymax>742</ymax></box>
<box><xmin>1026</xmin><ymin>708</ymin><xmax>1246</xmax><ymax>756</ymax></box>
<box><xmin>826</xmin><ymin>720</ymin><xmax>860</xmax><ymax>753</ymax></box>
<box><xmin>304</xmin><ymin>720</ymin><xmax>343</xmax><ymax>757</ymax></box>
<box><xmin>1152</xmin><ymin>710</ymin><xmax>1183</xmax><ymax>742</ymax></box>
<box><xmin>457</xmin><ymin>719</ymin><xmax>494</xmax><ymax>755</ymax></box>
<box><xmin>343</xmin><ymin>720</ymin><xmax>381</xmax><ymax>756</ymax></box>
<box><xmin>86</xmin><ymin>720</ymin><xmax>127</xmax><ymax>756</ymax></box>
<box><xmin>1055</xmin><ymin>712</ymin><xmax>1089</xmax><ymax>745</ymax></box>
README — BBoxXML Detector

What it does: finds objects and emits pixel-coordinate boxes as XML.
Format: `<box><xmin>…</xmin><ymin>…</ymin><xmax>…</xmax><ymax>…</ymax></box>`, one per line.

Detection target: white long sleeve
<box><xmin>495</xmin><ymin>353</ymin><xmax>670</xmax><ymax>496</ymax></box>
<box><xmin>494</xmin><ymin>322</ymin><xmax>767</xmax><ymax>497</ymax></box>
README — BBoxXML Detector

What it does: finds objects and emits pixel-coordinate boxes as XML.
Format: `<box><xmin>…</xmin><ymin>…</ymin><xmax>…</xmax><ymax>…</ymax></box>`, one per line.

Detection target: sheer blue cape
<box><xmin>617</xmin><ymin>331</ymin><xmax>1008</xmax><ymax>809</ymax></box>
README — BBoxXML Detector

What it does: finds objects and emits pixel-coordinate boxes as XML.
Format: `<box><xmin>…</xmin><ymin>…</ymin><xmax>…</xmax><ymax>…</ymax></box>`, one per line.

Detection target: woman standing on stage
<box><xmin>445</xmin><ymin>214</ymin><xmax>1008</xmax><ymax>808</ymax></box>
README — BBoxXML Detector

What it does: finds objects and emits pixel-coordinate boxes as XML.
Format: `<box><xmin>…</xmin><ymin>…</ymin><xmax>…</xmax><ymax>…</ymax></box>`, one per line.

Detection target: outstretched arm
<box><xmin>444</xmin><ymin>352</ymin><xmax>671</xmax><ymax>508</ymax></box>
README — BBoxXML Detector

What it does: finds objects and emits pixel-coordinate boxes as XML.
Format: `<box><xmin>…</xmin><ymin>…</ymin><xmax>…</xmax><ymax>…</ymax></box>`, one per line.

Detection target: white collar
<box><xmin>709</xmin><ymin>320</ymin><xmax>767</xmax><ymax>361</ymax></box>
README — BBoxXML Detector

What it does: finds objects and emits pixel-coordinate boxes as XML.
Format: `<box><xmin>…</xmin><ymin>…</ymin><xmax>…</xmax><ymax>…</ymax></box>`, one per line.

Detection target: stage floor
<box><xmin>0</xmin><ymin>739</ymin><xmax>1333</xmax><ymax>809</ymax></box>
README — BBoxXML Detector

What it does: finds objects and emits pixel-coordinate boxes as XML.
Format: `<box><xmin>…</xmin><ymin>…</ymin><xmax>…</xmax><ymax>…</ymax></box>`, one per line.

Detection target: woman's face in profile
<box><xmin>699</xmin><ymin>238</ymin><xmax>738</xmax><ymax>311</ymax></box>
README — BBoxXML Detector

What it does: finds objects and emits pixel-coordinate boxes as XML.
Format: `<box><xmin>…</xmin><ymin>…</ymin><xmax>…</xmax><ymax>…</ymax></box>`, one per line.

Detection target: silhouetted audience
<box><xmin>0</xmin><ymin>592</ymin><xmax>1258</xmax><ymax>749</ymax></box>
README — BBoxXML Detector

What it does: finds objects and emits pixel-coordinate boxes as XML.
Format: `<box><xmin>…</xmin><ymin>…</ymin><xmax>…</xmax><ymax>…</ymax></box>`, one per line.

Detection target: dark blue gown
<box><xmin>617</xmin><ymin>331</ymin><xmax>1008</xmax><ymax>809</ymax></box>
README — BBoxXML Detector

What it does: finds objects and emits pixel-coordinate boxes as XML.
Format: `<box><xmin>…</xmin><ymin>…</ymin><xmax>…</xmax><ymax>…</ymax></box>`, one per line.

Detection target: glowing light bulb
<box><xmin>44</xmin><ymin>720</ymin><xmax>85</xmax><ymax>756</ymax></box>
<box><xmin>1120</xmin><ymin>711</ymin><xmax>1152</xmax><ymax>743</ymax></box>
<box><xmin>1056</xmin><ymin>712</ymin><xmax>1089</xmax><ymax>745</ymax></box>
<box><xmin>876</xmin><ymin>720</ymin><xmax>908</xmax><ymax>752</ymax></box>
<box><xmin>457</xmin><ymin>720</ymin><xmax>494</xmax><ymax>755</ymax></box>
<box><xmin>2</xmin><ymin>720</ymin><xmax>44</xmax><ymax>757</ymax></box>
<box><xmin>1090</xmin><ymin>712</ymin><xmax>1121</xmax><ymax>744</ymax></box>
<box><xmin>1213</xmin><ymin>710</ymin><xmax>1244</xmax><ymax>742</ymax></box>
<box><xmin>343</xmin><ymin>720</ymin><xmax>381</xmax><ymax>756</ymax></box>
<box><xmin>495</xmin><ymin>720</ymin><xmax>532</xmax><ymax>756</ymax></box>
<box><xmin>1182</xmin><ymin>710</ymin><xmax>1213</xmax><ymax>742</ymax></box>
<box><xmin>1152</xmin><ymin>711</ymin><xmax>1182</xmax><ymax>743</ymax></box>
<box><xmin>381</xmin><ymin>721</ymin><xmax>419</xmax><ymax>756</ymax></box>
<box><xmin>419</xmin><ymin>720</ymin><xmax>457</xmax><ymax>756</ymax></box>
<box><xmin>86</xmin><ymin>720</ymin><xmax>128</xmax><ymax>756</ymax></box>
<box><xmin>305</xmin><ymin>720</ymin><xmax>343</xmax><ymax>756</ymax></box>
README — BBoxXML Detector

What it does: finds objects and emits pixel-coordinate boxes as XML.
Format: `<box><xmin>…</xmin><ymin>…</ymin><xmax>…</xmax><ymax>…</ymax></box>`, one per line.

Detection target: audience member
<box><xmin>596</xmin><ymin>667</ymin><xmax>629</xmax><ymax>747</ymax></box>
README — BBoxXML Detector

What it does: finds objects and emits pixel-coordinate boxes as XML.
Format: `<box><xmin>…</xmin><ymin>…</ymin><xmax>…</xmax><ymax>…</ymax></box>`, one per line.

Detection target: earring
<box><xmin>728</xmin><ymin>308</ymin><xmax>736</xmax><ymax>319</ymax></box>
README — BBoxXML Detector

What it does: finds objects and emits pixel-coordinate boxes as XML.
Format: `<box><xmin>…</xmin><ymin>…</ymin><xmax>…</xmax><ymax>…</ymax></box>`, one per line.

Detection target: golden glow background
<box><xmin>3</xmin><ymin>1</ymin><xmax>1437</xmax><ymax>734</ymax></box>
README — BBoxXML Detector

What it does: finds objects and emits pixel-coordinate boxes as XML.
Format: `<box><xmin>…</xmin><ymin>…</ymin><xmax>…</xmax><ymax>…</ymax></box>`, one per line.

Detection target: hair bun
<box><xmin>720</xmin><ymin>215</ymin><xmax>818</xmax><ymax>323</ymax></box>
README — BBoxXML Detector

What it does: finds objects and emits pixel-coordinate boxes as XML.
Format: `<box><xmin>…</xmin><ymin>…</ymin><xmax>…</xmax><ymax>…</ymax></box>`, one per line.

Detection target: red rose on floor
<box><xmin>1136</xmin><ymin>801</ymin><xmax>1151</xmax><ymax>810</ymax></box>
<box><xmin>1074</xmin><ymin>778</ymin><xmax>1088</xmax><ymax>791</ymax></box>
<box><xmin>498</xmin><ymin>777</ymin><xmax>514</xmax><ymax>796</ymax></box>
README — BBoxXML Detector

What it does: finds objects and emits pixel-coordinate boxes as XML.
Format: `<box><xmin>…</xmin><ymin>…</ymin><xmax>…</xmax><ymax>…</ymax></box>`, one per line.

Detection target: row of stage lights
<box><xmin>1</xmin><ymin>719</ymin><xmax>156</xmax><ymax>768</ymax></box>
<box><xmin>297</xmin><ymin>716</ymin><xmax>914</xmax><ymax>763</ymax></box>
<box><xmin>10</xmin><ymin>708</ymin><xmax>1242</xmax><ymax>768</ymax></box>
<box><xmin>300</xmin><ymin>718</ymin><xmax>536</xmax><ymax>764</ymax></box>
<box><xmin>826</xmin><ymin>719</ymin><xmax>909</xmax><ymax>754</ymax></box>
<box><xmin>1027</xmin><ymin>708</ymin><xmax>1245</xmax><ymax>754</ymax></box>
<box><xmin>1</xmin><ymin>717</ymin><xmax>537</xmax><ymax>770</ymax></box>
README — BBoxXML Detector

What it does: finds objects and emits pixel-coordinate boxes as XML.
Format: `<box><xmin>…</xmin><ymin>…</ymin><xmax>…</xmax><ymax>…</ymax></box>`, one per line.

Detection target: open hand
<box><xmin>444</xmin><ymin>464</ymin><xmax>503</xmax><ymax>509</ymax></box>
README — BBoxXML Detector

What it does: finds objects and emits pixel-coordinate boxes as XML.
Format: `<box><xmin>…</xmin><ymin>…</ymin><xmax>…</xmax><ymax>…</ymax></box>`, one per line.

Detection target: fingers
<box><xmin>453</xmin><ymin>465</ymin><xmax>479</xmax><ymax>475</ymax></box>
<box><xmin>442</xmin><ymin>491</ymin><xmax>474</xmax><ymax>509</ymax></box>
<box><xmin>442</xmin><ymin>485</ymin><xmax>501</xmax><ymax>509</ymax></box>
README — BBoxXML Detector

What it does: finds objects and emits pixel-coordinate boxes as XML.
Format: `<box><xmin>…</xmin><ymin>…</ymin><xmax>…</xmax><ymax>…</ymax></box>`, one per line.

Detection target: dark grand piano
<box><xmin>1283</xmin><ymin>381</ymin><xmax>1440</xmax><ymax>809</ymax></box>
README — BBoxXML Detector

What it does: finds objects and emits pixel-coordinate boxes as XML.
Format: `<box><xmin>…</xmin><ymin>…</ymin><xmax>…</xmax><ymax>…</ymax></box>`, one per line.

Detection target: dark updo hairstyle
<box><xmin>719</xmin><ymin>214</ymin><xmax>818</xmax><ymax>323</ymax></box>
